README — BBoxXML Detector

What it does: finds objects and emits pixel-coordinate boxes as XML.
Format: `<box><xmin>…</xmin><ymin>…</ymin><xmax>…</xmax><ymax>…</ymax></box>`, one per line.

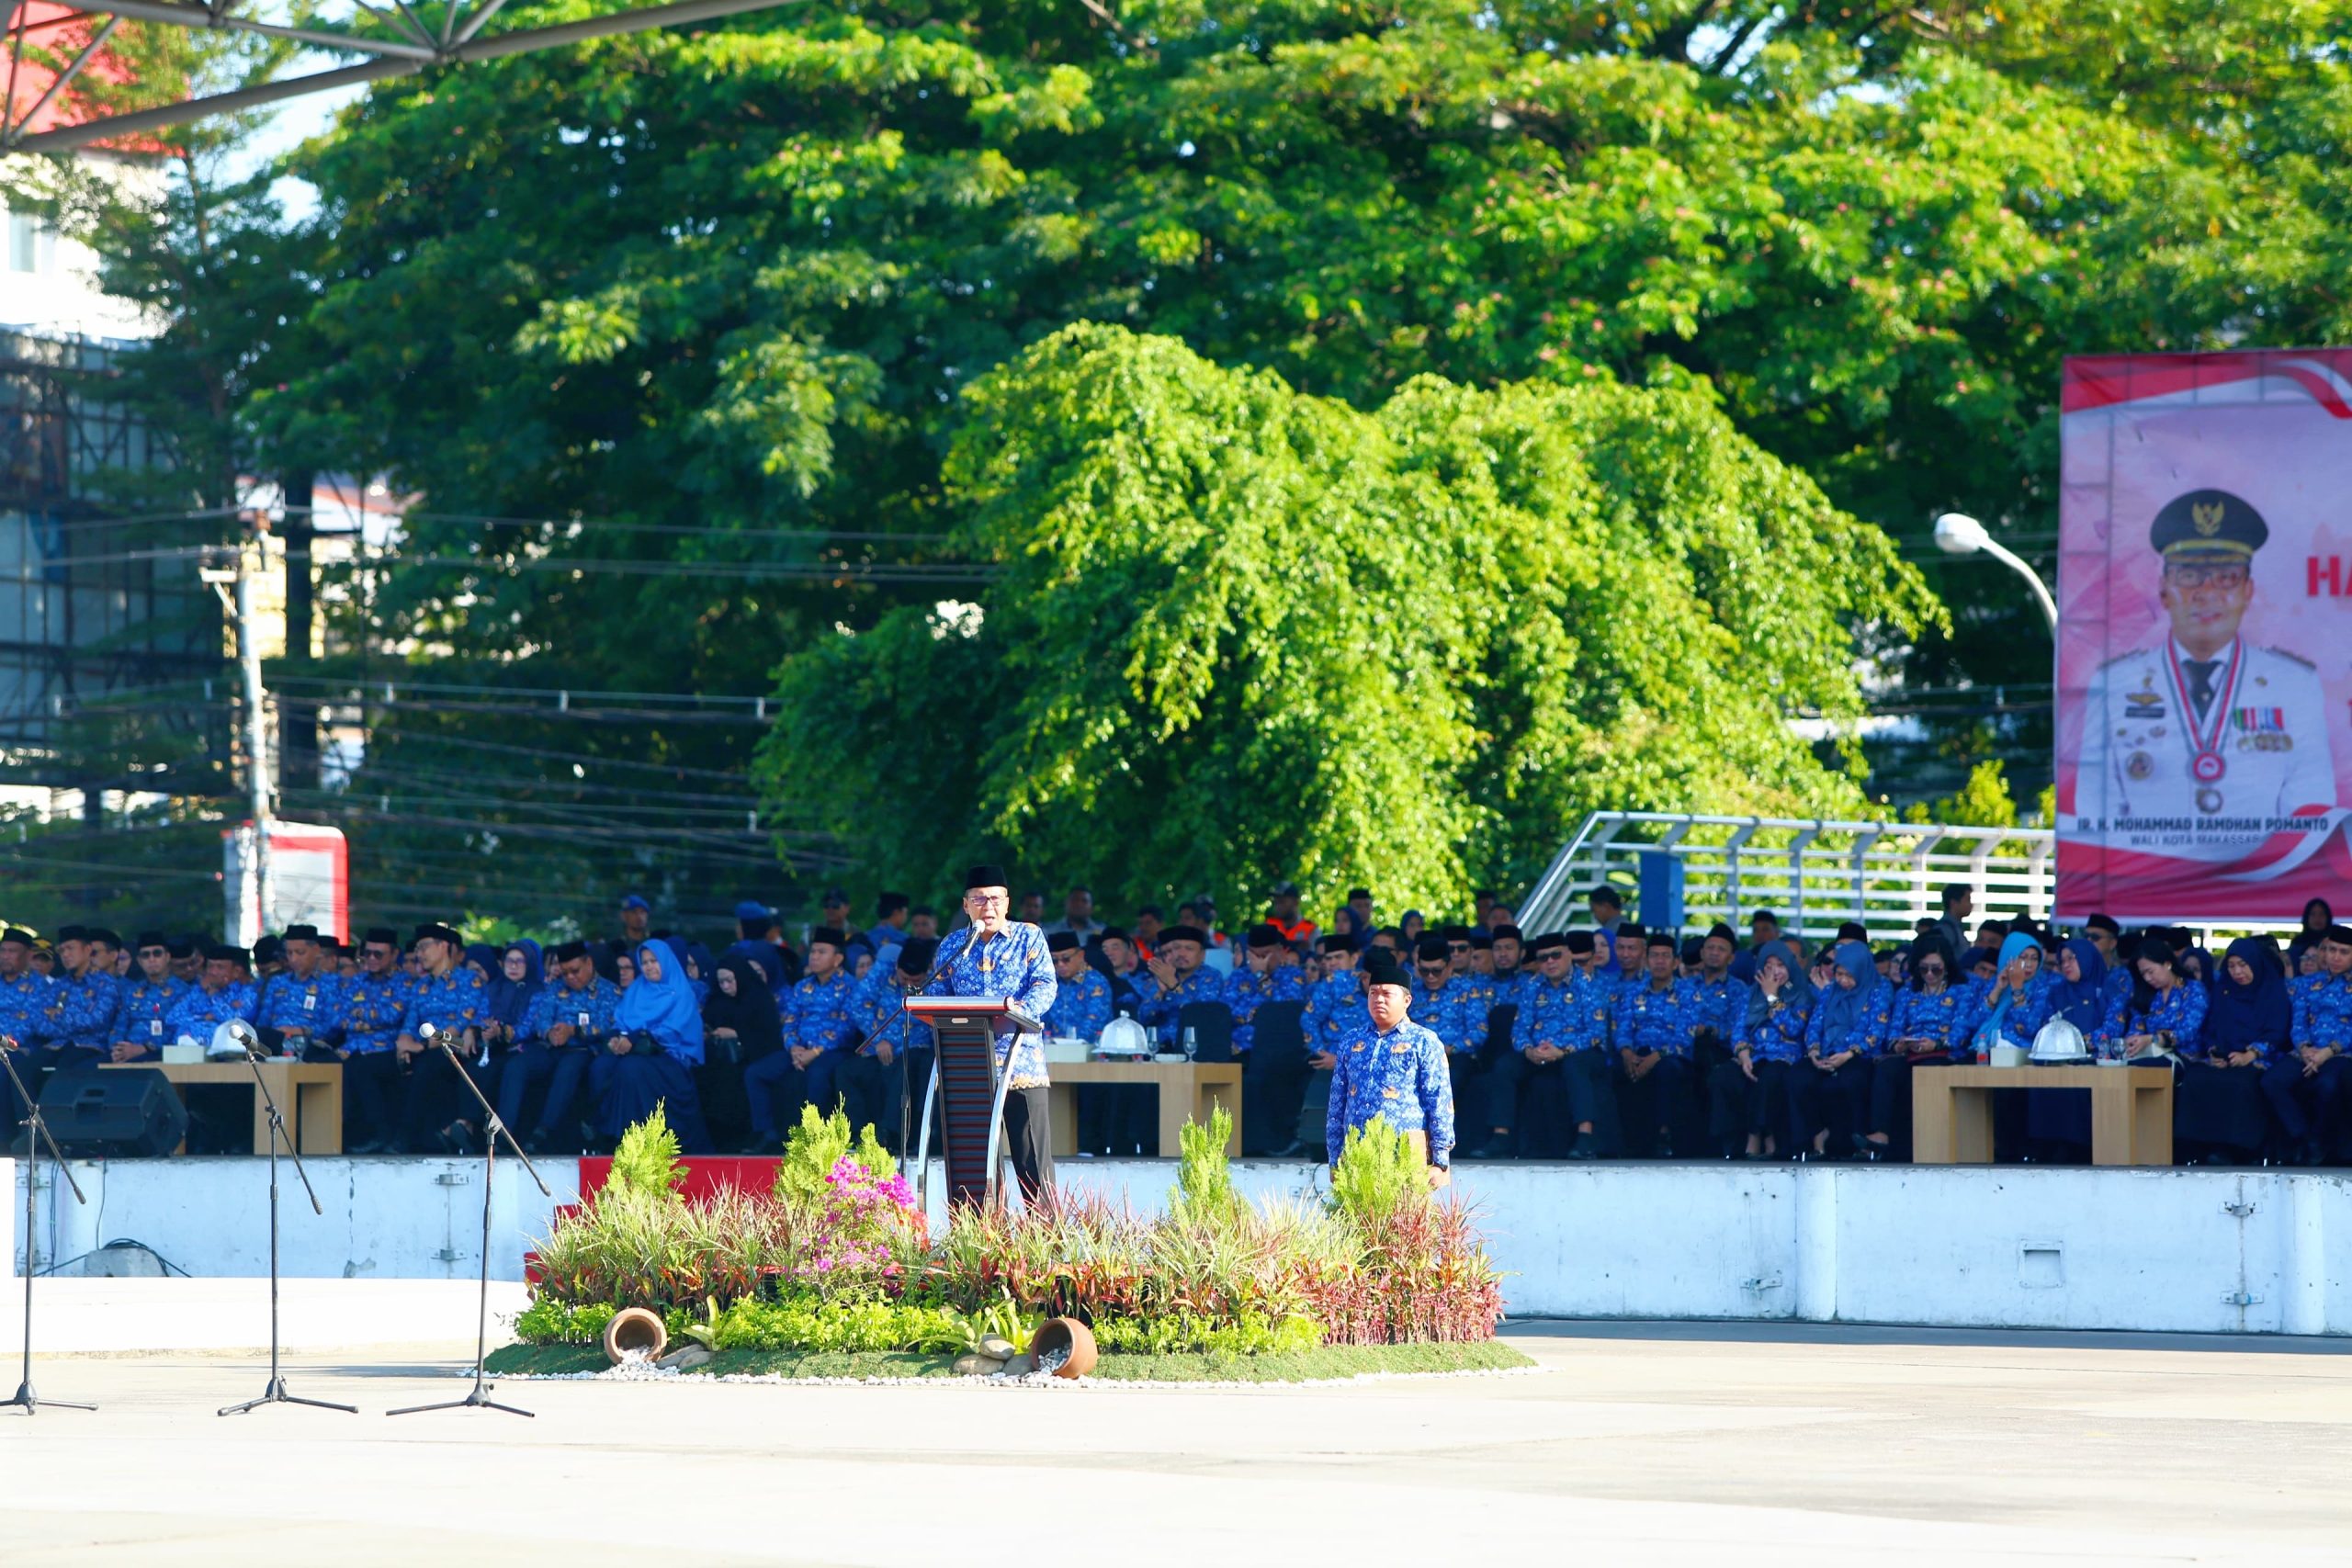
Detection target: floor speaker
<box><xmin>39</xmin><ymin>1066</ymin><xmax>188</xmax><ymax>1157</ymax></box>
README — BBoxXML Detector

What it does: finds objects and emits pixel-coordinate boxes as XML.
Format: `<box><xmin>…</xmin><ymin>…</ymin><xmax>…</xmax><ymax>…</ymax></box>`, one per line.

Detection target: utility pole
<box><xmin>206</xmin><ymin>520</ymin><xmax>275</xmax><ymax>937</ymax></box>
<box><xmin>239</xmin><ymin>517</ymin><xmax>276</xmax><ymax>931</ymax></box>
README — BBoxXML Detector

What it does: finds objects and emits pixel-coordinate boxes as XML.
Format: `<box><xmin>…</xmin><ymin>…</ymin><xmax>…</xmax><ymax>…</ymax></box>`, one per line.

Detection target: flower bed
<box><xmin>507</xmin><ymin>1105</ymin><xmax>1506</xmax><ymax>1375</ymax></box>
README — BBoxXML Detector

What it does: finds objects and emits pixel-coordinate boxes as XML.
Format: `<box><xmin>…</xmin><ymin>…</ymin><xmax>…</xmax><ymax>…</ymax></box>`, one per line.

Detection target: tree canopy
<box><xmin>755</xmin><ymin>324</ymin><xmax>1939</xmax><ymax>911</ymax></box>
<box><xmin>28</xmin><ymin>0</ymin><xmax>2352</xmax><ymax>919</ymax></box>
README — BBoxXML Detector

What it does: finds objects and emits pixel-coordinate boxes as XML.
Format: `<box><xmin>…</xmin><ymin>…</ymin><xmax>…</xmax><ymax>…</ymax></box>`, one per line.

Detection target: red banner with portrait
<box><xmin>2056</xmin><ymin>349</ymin><xmax>2352</xmax><ymax>921</ymax></box>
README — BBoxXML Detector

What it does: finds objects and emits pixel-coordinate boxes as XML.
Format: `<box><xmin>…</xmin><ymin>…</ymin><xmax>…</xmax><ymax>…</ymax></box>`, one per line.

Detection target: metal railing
<box><xmin>1517</xmin><ymin>812</ymin><xmax>2054</xmax><ymax>944</ymax></box>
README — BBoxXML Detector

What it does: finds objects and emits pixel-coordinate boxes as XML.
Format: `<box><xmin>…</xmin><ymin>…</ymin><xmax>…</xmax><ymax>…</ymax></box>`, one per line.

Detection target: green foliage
<box><xmin>1090</xmin><ymin>1311</ymin><xmax>1323</xmax><ymax>1357</ymax></box>
<box><xmin>763</xmin><ymin>326</ymin><xmax>1935</xmax><ymax>907</ymax></box>
<box><xmin>1329</xmin><ymin>1116</ymin><xmax>1431</xmax><ymax>1232</ymax></box>
<box><xmin>606</xmin><ymin>1106</ymin><xmax>684</xmax><ymax>1200</ymax></box>
<box><xmin>1903</xmin><ymin>760</ymin><xmax>2021</xmax><ymax>830</ymax></box>
<box><xmin>708</xmin><ymin>1293</ymin><xmax>975</xmax><ymax>1355</ymax></box>
<box><xmin>1168</xmin><ymin>1105</ymin><xmax>1243</xmax><ymax>1229</ymax></box>
<box><xmin>772</xmin><ymin>1103</ymin><xmax>897</xmax><ymax>1209</ymax></box>
<box><xmin>482</xmin><ymin>1340</ymin><xmax>1535</xmax><ymax>1382</ymax></box>
<box><xmin>513</xmin><ymin>1295</ymin><xmax>620</xmax><ymax>1347</ymax></box>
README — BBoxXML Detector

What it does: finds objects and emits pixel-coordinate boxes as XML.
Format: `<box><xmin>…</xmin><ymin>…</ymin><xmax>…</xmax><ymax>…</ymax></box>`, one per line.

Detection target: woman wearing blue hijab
<box><xmin>1712</xmin><ymin>939</ymin><xmax>1811</xmax><ymax>1159</ymax></box>
<box><xmin>2026</xmin><ymin>937</ymin><xmax>2109</xmax><ymax>1160</ymax></box>
<box><xmin>590</xmin><ymin>939</ymin><xmax>713</xmax><ymax>1152</ymax></box>
<box><xmin>2172</xmin><ymin>936</ymin><xmax>2281</xmax><ymax>1162</ymax></box>
<box><xmin>1794</xmin><ymin>941</ymin><xmax>1885</xmax><ymax>1158</ymax></box>
<box><xmin>1860</xmin><ymin>935</ymin><xmax>1969</xmax><ymax>1158</ymax></box>
<box><xmin>1961</xmin><ymin>930</ymin><xmax>2049</xmax><ymax>1059</ymax></box>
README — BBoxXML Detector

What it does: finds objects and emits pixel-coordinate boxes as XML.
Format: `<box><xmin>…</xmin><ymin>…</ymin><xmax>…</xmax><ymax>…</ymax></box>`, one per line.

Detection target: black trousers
<box><xmin>1001</xmin><ymin>1086</ymin><xmax>1054</xmax><ymax>1203</ymax></box>
<box><xmin>1241</xmin><ymin>1046</ymin><xmax>1311</xmax><ymax>1156</ymax></box>
<box><xmin>2174</xmin><ymin>1057</ymin><xmax>2267</xmax><ymax>1156</ymax></box>
<box><xmin>1709</xmin><ymin>1057</ymin><xmax>1793</xmax><ymax>1144</ymax></box>
<box><xmin>1866</xmin><ymin>1050</ymin><xmax>1953</xmax><ymax>1150</ymax></box>
<box><xmin>1791</xmin><ymin>1057</ymin><xmax>1872</xmax><ymax>1148</ymax></box>
<box><xmin>1510</xmin><ymin>1048</ymin><xmax>1615</xmax><ymax>1157</ymax></box>
<box><xmin>1613</xmin><ymin>1053</ymin><xmax>1692</xmax><ymax>1157</ymax></box>
<box><xmin>336</xmin><ymin>1049</ymin><xmax>404</xmax><ymax>1149</ymax></box>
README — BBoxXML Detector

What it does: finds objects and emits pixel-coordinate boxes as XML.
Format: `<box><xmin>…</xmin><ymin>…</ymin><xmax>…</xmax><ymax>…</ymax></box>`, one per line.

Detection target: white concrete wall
<box><xmin>10</xmin><ymin>1156</ymin><xmax>2352</xmax><ymax>1337</ymax></box>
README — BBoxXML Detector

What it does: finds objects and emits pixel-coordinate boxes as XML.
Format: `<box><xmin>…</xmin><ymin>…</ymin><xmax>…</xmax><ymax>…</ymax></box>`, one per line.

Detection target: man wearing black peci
<box><xmin>922</xmin><ymin>865</ymin><xmax>1057</xmax><ymax>1200</ymax></box>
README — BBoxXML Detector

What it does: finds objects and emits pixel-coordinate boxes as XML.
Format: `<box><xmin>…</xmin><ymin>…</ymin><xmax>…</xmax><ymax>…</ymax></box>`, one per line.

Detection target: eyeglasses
<box><xmin>965</xmin><ymin>893</ymin><xmax>1009</xmax><ymax>908</ymax></box>
<box><xmin>2165</xmin><ymin>563</ymin><xmax>2249</xmax><ymax>591</ymax></box>
<box><xmin>1916</xmin><ymin>964</ymin><xmax>1945</xmax><ymax>976</ymax></box>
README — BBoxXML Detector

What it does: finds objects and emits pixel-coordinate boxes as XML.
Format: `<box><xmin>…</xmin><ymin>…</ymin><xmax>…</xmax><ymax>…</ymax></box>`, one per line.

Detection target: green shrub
<box><xmin>772</xmin><ymin>1104</ymin><xmax>899</xmax><ymax>1209</ymax></box>
<box><xmin>709</xmin><ymin>1292</ymin><xmax>973</xmax><ymax>1354</ymax></box>
<box><xmin>1168</xmin><ymin>1104</ymin><xmax>1244</xmax><ymax>1228</ymax></box>
<box><xmin>1090</xmin><ymin>1310</ymin><xmax>1322</xmax><ymax>1356</ymax></box>
<box><xmin>607</xmin><ymin>1103</ymin><xmax>684</xmax><ymax>1199</ymax></box>
<box><xmin>1329</xmin><ymin>1115</ymin><xmax>1430</xmax><ymax>1230</ymax></box>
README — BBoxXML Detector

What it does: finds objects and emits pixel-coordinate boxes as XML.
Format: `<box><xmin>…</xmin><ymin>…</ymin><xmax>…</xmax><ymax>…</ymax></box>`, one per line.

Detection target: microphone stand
<box><xmin>876</xmin><ymin>937</ymin><xmax>962</xmax><ymax>1177</ymax></box>
<box><xmin>220</xmin><ymin>1041</ymin><xmax>356</xmax><ymax>1417</ymax></box>
<box><xmin>1</xmin><ymin>1041</ymin><xmax>92</xmax><ymax>1415</ymax></box>
<box><xmin>389</xmin><ymin>1032</ymin><xmax>550</xmax><ymax>1419</ymax></box>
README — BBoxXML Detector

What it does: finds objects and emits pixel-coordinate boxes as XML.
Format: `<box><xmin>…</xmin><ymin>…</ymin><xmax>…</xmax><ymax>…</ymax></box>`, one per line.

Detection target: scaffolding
<box><xmin>0</xmin><ymin>326</ymin><xmax>226</xmax><ymax>798</ymax></box>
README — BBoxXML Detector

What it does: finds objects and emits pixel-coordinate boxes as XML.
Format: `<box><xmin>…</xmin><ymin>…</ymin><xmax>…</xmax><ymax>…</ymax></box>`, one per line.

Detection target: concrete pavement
<box><xmin>1</xmin><ymin>1322</ymin><xmax>2346</xmax><ymax>1564</ymax></box>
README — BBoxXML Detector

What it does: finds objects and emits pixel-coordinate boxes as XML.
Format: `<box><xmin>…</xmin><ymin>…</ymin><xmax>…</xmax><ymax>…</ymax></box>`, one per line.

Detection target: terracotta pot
<box><xmin>1029</xmin><ymin>1316</ymin><xmax>1097</xmax><ymax>1380</ymax></box>
<box><xmin>602</xmin><ymin>1306</ymin><xmax>669</xmax><ymax>1365</ymax></box>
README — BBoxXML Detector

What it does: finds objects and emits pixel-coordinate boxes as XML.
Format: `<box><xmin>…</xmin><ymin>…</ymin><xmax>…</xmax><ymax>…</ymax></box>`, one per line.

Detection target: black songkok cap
<box><xmin>1159</xmin><ymin>924</ymin><xmax>1208</xmax><ymax>947</ymax></box>
<box><xmin>412</xmin><ymin>922</ymin><xmax>462</xmax><ymax>948</ymax></box>
<box><xmin>134</xmin><ymin>931</ymin><xmax>169</xmax><ymax>951</ymax></box>
<box><xmin>1</xmin><ymin>928</ymin><xmax>33</xmax><ymax>947</ymax></box>
<box><xmin>1046</xmin><ymin>931</ymin><xmax>1081</xmax><ymax>953</ymax></box>
<box><xmin>253</xmin><ymin>936</ymin><xmax>284</xmax><ymax>964</ymax></box>
<box><xmin>283</xmin><ymin>923</ymin><xmax>321</xmax><ymax>943</ymax></box>
<box><xmin>1647</xmin><ymin>930</ymin><xmax>1679</xmax><ymax>949</ymax></box>
<box><xmin>551</xmin><ymin>940</ymin><xmax>591</xmax><ymax>964</ymax></box>
<box><xmin>808</xmin><ymin>927</ymin><xmax>847</xmax><ymax>951</ymax></box>
<box><xmin>1439</xmin><ymin>924</ymin><xmax>1473</xmax><ymax>944</ymax></box>
<box><xmin>54</xmin><ymin>924</ymin><xmax>88</xmax><ymax>943</ymax></box>
<box><xmin>207</xmin><ymin>943</ymin><xmax>248</xmax><ymax>964</ymax></box>
<box><xmin>1468</xmin><ymin>930</ymin><xmax>1493</xmax><ymax>950</ymax></box>
<box><xmin>1616</xmin><ymin>922</ymin><xmax>1645</xmax><ymax>942</ymax></box>
<box><xmin>85</xmin><ymin>928</ymin><xmax>123</xmax><ymax>950</ymax></box>
<box><xmin>1099</xmin><ymin>926</ymin><xmax>1130</xmax><ymax>943</ymax></box>
<box><xmin>364</xmin><ymin>927</ymin><xmax>400</xmax><ymax>948</ymax></box>
<box><xmin>2086</xmin><ymin>913</ymin><xmax>2120</xmax><ymax>936</ymax></box>
<box><xmin>1528</xmin><ymin>931</ymin><xmax>1567</xmax><ymax>956</ymax></box>
<box><xmin>1679</xmin><ymin>937</ymin><xmax>1705</xmax><ymax>964</ymax></box>
<box><xmin>1317</xmin><ymin>933</ymin><xmax>1354</xmax><ymax>953</ymax></box>
<box><xmin>1707</xmin><ymin>923</ymin><xmax>1737</xmax><ymax>944</ymax></box>
<box><xmin>899</xmin><ymin>938</ymin><xmax>939</xmax><ymax>974</ymax></box>
<box><xmin>1566</xmin><ymin>931</ymin><xmax>1597</xmax><ymax>955</ymax></box>
<box><xmin>1415</xmin><ymin>935</ymin><xmax>1451</xmax><ymax>964</ymax></box>
<box><xmin>1363</xmin><ymin>953</ymin><xmax>1410</xmax><ymax>988</ymax></box>
<box><xmin>1491</xmin><ymin>924</ymin><xmax>1523</xmax><ymax>942</ymax></box>
<box><xmin>166</xmin><ymin>937</ymin><xmax>196</xmax><ymax>958</ymax></box>
<box><xmin>1346</xmin><ymin>888</ymin><xmax>1373</xmax><ymax>902</ymax></box>
<box><xmin>1246</xmin><ymin>923</ymin><xmax>1283</xmax><ymax>951</ymax></box>
<box><xmin>2327</xmin><ymin>925</ymin><xmax>2352</xmax><ymax>947</ymax></box>
<box><xmin>964</xmin><ymin>864</ymin><xmax>1008</xmax><ymax>890</ymax></box>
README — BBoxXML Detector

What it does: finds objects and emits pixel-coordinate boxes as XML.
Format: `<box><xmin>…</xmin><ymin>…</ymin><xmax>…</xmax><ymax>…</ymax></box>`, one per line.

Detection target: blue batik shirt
<box><xmin>256</xmin><ymin>969</ymin><xmax>345</xmax><ymax>1043</ymax></box>
<box><xmin>400</xmin><ymin>965</ymin><xmax>486</xmax><ymax>1040</ymax></box>
<box><xmin>1614</xmin><ymin>976</ymin><xmax>1697</xmax><ymax>1057</ymax></box>
<box><xmin>522</xmin><ymin>977</ymin><xmax>620</xmax><ymax>1045</ymax></box>
<box><xmin>1136</xmin><ymin>965</ymin><xmax>1224</xmax><ymax>1049</ymax></box>
<box><xmin>0</xmin><ymin>968</ymin><xmax>51</xmax><ymax>1045</ymax></box>
<box><xmin>1736</xmin><ymin>987</ymin><xmax>1812</xmax><ymax>1064</ymax></box>
<box><xmin>1326</xmin><ymin>1017</ymin><xmax>1455</xmax><ymax>1168</ymax></box>
<box><xmin>1044</xmin><ymin>966</ymin><xmax>1114</xmax><ymax>1044</ymax></box>
<box><xmin>1511</xmin><ymin>973</ymin><xmax>1611</xmax><ymax>1055</ymax></box>
<box><xmin>110</xmin><ymin>976</ymin><xmax>188</xmax><ymax>1052</ymax></box>
<box><xmin>1407</xmin><ymin>976</ymin><xmax>1487</xmax><ymax>1055</ymax></box>
<box><xmin>1888</xmin><ymin>986</ymin><xmax>1968</xmax><ymax>1049</ymax></box>
<box><xmin>1305</xmin><ymin>972</ymin><xmax>1369</xmax><ymax>1053</ymax></box>
<box><xmin>1224</xmin><ymin>964</ymin><xmax>1309</xmax><ymax>1054</ymax></box>
<box><xmin>1487</xmin><ymin>969</ymin><xmax>1536</xmax><ymax>1016</ymax></box>
<box><xmin>2098</xmin><ymin>980</ymin><xmax>2209</xmax><ymax>1057</ymax></box>
<box><xmin>166</xmin><ymin>980</ymin><xmax>258</xmax><ymax>1040</ymax></box>
<box><xmin>338</xmin><ymin>970</ymin><xmax>412</xmax><ymax>1055</ymax></box>
<box><xmin>854</xmin><ymin>972</ymin><xmax>933</xmax><ymax>1057</ymax></box>
<box><xmin>49</xmin><ymin>969</ymin><xmax>122</xmax><ymax>1049</ymax></box>
<box><xmin>1957</xmin><ymin>972</ymin><xmax>2052</xmax><ymax>1056</ymax></box>
<box><xmin>2290</xmin><ymin>971</ymin><xmax>2352</xmax><ymax>1053</ymax></box>
<box><xmin>924</xmin><ymin>922</ymin><xmax>1057</xmax><ymax>1089</ymax></box>
<box><xmin>786</xmin><ymin>969</ymin><xmax>862</xmax><ymax>1055</ymax></box>
<box><xmin>1683</xmin><ymin>975</ymin><xmax>1747</xmax><ymax>1046</ymax></box>
<box><xmin>1804</xmin><ymin>981</ymin><xmax>1894</xmax><ymax>1058</ymax></box>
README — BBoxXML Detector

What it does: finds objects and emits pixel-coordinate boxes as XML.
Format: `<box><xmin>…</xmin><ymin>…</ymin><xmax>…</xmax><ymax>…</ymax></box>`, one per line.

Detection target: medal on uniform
<box><xmin>2164</xmin><ymin>637</ymin><xmax>2240</xmax><ymax>795</ymax></box>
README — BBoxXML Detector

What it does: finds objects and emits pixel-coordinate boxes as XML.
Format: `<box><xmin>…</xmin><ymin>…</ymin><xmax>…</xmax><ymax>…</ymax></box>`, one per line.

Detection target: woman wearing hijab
<box><xmin>700</xmin><ymin>955</ymin><xmax>784</xmax><ymax>1151</ymax></box>
<box><xmin>2288</xmin><ymin>900</ymin><xmax>2333</xmax><ymax>974</ymax></box>
<box><xmin>1860</xmin><ymin>935</ymin><xmax>1968</xmax><ymax>1158</ymax></box>
<box><xmin>481</xmin><ymin>940</ymin><xmax>544</xmax><ymax>1051</ymax></box>
<box><xmin>1959</xmin><ymin>931</ymin><xmax>2050</xmax><ymax>1059</ymax></box>
<box><xmin>1794</xmin><ymin>941</ymin><xmax>1886</xmax><ymax>1158</ymax></box>
<box><xmin>2098</xmin><ymin>938</ymin><xmax>2224</xmax><ymax>1162</ymax></box>
<box><xmin>1712</xmin><ymin>940</ymin><xmax>1810</xmax><ymax>1159</ymax></box>
<box><xmin>2168</xmin><ymin>937</ymin><xmax>2284</xmax><ymax>1163</ymax></box>
<box><xmin>591</xmin><ymin>939</ymin><xmax>714</xmax><ymax>1152</ymax></box>
<box><xmin>2024</xmin><ymin>937</ymin><xmax>2109</xmax><ymax>1161</ymax></box>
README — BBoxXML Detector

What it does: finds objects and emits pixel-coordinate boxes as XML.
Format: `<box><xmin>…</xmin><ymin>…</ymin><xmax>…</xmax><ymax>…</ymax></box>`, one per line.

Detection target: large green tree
<box><xmin>754</xmin><ymin>325</ymin><xmax>1940</xmax><ymax>912</ymax></box>
<box><xmin>142</xmin><ymin>0</ymin><xmax>2347</xmax><ymax>908</ymax></box>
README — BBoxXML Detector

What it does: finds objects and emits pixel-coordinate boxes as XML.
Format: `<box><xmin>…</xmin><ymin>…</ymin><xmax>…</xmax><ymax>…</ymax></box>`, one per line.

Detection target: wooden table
<box><xmin>1045</xmin><ymin>1060</ymin><xmax>1242</xmax><ymax>1158</ymax></box>
<box><xmin>1913</xmin><ymin>1064</ymin><xmax>2172</xmax><ymax>1167</ymax></box>
<box><xmin>102</xmin><ymin>1060</ymin><xmax>345</xmax><ymax>1156</ymax></box>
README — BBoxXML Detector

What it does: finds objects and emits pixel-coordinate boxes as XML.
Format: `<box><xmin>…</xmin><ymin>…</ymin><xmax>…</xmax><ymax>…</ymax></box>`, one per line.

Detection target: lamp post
<box><xmin>1933</xmin><ymin>513</ymin><xmax>2057</xmax><ymax>632</ymax></box>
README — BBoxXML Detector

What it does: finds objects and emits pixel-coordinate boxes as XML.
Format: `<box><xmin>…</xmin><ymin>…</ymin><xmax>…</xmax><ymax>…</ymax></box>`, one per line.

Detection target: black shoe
<box><xmin>1567</xmin><ymin>1133</ymin><xmax>1597</xmax><ymax>1161</ymax></box>
<box><xmin>436</xmin><ymin>1119</ymin><xmax>478</xmax><ymax>1156</ymax></box>
<box><xmin>1464</xmin><ymin>1138</ymin><xmax>1517</xmax><ymax>1160</ymax></box>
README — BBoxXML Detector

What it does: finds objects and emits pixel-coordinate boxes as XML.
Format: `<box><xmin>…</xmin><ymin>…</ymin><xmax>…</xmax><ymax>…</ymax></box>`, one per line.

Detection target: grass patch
<box><xmin>481</xmin><ymin>1339</ymin><xmax>1532</xmax><ymax>1382</ymax></box>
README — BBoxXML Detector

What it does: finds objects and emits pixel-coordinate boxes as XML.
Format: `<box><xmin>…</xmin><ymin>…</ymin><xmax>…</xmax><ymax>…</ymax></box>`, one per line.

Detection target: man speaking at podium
<box><xmin>925</xmin><ymin>864</ymin><xmax>1058</xmax><ymax>1199</ymax></box>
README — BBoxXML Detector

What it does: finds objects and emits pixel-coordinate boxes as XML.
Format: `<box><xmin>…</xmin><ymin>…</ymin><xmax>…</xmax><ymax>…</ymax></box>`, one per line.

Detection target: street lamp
<box><xmin>1933</xmin><ymin>513</ymin><xmax>2057</xmax><ymax>632</ymax></box>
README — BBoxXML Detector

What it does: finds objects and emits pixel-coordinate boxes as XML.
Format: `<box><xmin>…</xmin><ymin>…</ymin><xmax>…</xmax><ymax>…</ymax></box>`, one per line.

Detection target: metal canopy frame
<box><xmin>2</xmin><ymin>0</ymin><xmax>799</xmax><ymax>152</ymax></box>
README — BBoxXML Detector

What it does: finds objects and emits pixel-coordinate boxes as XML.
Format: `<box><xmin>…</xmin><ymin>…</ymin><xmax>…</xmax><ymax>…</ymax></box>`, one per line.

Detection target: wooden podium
<box><xmin>903</xmin><ymin>997</ymin><xmax>1042</xmax><ymax>1209</ymax></box>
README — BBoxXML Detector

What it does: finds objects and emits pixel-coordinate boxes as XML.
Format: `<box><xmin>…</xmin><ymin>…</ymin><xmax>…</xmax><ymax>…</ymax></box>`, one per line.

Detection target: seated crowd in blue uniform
<box><xmin>2</xmin><ymin>881</ymin><xmax>2346</xmax><ymax>1167</ymax></box>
